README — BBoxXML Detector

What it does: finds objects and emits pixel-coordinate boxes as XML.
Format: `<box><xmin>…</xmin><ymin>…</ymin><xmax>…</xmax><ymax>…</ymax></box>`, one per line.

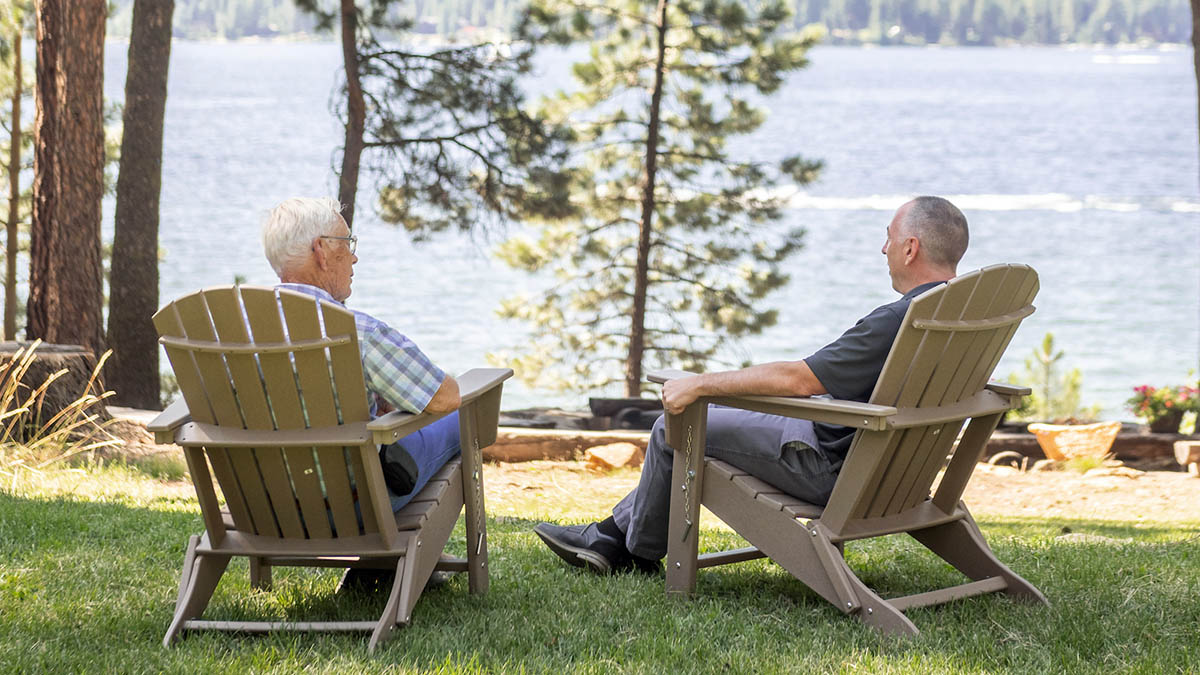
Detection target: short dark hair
<box><xmin>902</xmin><ymin>196</ymin><xmax>969</xmax><ymax>267</ymax></box>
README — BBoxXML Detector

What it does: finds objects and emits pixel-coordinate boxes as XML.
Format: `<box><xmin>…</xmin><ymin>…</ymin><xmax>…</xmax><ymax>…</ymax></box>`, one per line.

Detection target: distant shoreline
<box><xmin>102</xmin><ymin>35</ymin><xmax>1192</xmax><ymax>50</ymax></box>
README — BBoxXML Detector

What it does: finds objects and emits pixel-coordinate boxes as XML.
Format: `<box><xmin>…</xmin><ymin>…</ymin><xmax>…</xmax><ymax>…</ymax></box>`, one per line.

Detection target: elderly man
<box><xmin>261</xmin><ymin>197</ymin><xmax>460</xmax><ymax>514</ymax></box>
<box><xmin>535</xmin><ymin>196</ymin><xmax>971</xmax><ymax>574</ymax></box>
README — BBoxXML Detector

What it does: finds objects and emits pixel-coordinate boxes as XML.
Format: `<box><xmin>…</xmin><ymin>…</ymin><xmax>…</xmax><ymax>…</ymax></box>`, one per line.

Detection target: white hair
<box><xmin>261</xmin><ymin>197</ymin><xmax>344</xmax><ymax>277</ymax></box>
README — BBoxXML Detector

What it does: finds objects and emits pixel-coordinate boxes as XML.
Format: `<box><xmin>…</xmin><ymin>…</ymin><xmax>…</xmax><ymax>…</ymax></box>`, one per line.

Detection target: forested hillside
<box><xmin>106</xmin><ymin>0</ymin><xmax>1192</xmax><ymax>44</ymax></box>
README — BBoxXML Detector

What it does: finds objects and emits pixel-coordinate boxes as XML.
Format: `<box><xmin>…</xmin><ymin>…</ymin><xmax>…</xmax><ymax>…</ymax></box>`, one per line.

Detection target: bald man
<box><xmin>535</xmin><ymin>196</ymin><xmax>970</xmax><ymax>575</ymax></box>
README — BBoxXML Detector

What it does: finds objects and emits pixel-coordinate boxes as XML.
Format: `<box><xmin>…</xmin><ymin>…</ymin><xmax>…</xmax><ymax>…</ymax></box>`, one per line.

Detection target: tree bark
<box><xmin>1194</xmin><ymin>0</ymin><xmax>1199</xmax><ymax>378</ymax></box>
<box><xmin>624</xmin><ymin>0</ymin><xmax>669</xmax><ymax>398</ymax></box>
<box><xmin>5</xmin><ymin>27</ymin><xmax>21</xmax><ymax>341</ymax></box>
<box><xmin>107</xmin><ymin>0</ymin><xmax>173</xmax><ymax>409</ymax></box>
<box><xmin>27</xmin><ymin>0</ymin><xmax>106</xmax><ymax>358</ymax></box>
<box><xmin>1194</xmin><ymin>0</ymin><xmax>1199</xmax><ymax>191</ymax></box>
<box><xmin>338</xmin><ymin>0</ymin><xmax>365</xmax><ymax>227</ymax></box>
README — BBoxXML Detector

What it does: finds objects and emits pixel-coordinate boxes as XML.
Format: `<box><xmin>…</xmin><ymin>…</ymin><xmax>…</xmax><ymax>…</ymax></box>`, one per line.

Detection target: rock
<box><xmin>584</xmin><ymin>442</ymin><xmax>644</xmax><ymax>471</ymax></box>
<box><xmin>485</xmin><ymin>428</ymin><xmax>649</xmax><ymax>463</ymax></box>
<box><xmin>1174</xmin><ymin>441</ymin><xmax>1200</xmax><ymax>477</ymax></box>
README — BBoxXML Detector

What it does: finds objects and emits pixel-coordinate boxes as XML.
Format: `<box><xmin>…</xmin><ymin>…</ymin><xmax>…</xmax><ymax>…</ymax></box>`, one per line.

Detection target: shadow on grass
<box><xmin>2</xmin><ymin>491</ymin><xmax>1198</xmax><ymax>672</ymax></box>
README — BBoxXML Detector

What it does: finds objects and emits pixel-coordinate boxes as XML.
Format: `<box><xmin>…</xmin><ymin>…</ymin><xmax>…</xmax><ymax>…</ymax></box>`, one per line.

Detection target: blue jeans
<box><xmin>386</xmin><ymin>412</ymin><xmax>462</xmax><ymax>512</ymax></box>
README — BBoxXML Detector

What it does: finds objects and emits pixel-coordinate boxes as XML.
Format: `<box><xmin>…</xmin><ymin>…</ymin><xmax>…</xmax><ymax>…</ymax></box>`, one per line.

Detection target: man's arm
<box><xmin>661</xmin><ymin>360</ymin><xmax>826</xmax><ymax>414</ymax></box>
<box><xmin>423</xmin><ymin>375</ymin><xmax>461</xmax><ymax>414</ymax></box>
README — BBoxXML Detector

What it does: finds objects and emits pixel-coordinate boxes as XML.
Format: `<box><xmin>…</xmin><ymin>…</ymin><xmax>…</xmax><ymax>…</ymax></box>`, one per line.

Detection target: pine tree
<box><xmin>294</xmin><ymin>0</ymin><xmax>571</xmax><ymax>236</ymax></box>
<box><xmin>495</xmin><ymin>0</ymin><xmax>822</xmax><ymax>397</ymax></box>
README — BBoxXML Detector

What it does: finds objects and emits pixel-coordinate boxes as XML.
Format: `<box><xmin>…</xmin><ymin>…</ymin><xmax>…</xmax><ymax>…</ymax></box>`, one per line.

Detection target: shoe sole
<box><xmin>533</xmin><ymin>524</ymin><xmax>612</xmax><ymax>575</ymax></box>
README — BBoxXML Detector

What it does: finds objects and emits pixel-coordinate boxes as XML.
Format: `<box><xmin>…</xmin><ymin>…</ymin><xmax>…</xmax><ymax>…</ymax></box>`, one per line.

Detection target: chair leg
<box><xmin>664</xmin><ymin>404</ymin><xmax>708</xmax><ymax>596</ymax></box>
<box><xmin>172</xmin><ymin>535</ymin><xmax>200</xmax><ymax>610</ymax></box>
<box><xmin>774</xmin><ymin>527</ymin><xmax>919</xmax><ymax>637</ymax></box>
<box><xmin>369</xmin><ymin>555</ymin><xmax>412</xmax><ymax>653</ymax></box>
<box><xmin>909</xmin><ymin>506</ymin><xmax>1048</xmax><ymax>605</ymax></box>
<box><xmin>162</xmin><ymin>546</ymin><xmax>231</xmax><ymax>647</ymax></box>
<box><xmin>459</xmin><ymin>423</ymin><xmax>490</xmax><ymax>596</ymax></box>
<box><xmin>249</xmin><ymin>557</ymin><xmax>272</xmax><ymax>591</ymax></box>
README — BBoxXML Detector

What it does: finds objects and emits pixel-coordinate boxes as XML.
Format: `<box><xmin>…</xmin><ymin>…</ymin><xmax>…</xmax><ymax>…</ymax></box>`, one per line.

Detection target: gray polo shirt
<box><xmin>805</xmin><ymin>281</ymin><xmax>943</xmax><ymax>461</ymax></box>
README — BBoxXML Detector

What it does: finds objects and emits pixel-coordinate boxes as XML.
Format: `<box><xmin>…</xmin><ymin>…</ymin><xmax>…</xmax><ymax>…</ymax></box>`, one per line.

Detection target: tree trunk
<box><xmin>1194</xmin><ymin>0</ymin><xmax>1199</xmax><ymax>378</ymax></box>
<box><xmin>1194</xmin><ymin>0</ymin><xmax>1199</xmax><ymax>191</ymax></box>
<box><xmin>624</xmin><ymin>0</ymin><xmax>669</xmax><ymax>398</ymax></box>
<box><xmin>338</xmin><ymin>0</ymin><xmax>365</xmax><ymax>227</ymax></box>
<box><xmin>107</xmin><ymin>0</ymin><xmax>173</xmax><ymax>409</ymax></box>
<box><xmin>27</xmin><ymin>0</ymin><xmax>106</xmax><ymax>358</ymax></box>
<box><xmin>5</xmin><ymin>27</ymin><xmax>21</xmax><ymax>341</ymax></box>
<box><xmin>0</xmin><ymin>341</ymin><xmax>110</xmax><ymax>441</ymax></box>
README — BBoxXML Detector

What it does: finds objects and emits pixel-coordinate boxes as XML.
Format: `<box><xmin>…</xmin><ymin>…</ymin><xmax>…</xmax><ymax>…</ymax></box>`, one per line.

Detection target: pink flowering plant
<box><xmin>1125</xmin><ymin>384</ymin><xmax>1200</xmax><ymax>424</ymax></box>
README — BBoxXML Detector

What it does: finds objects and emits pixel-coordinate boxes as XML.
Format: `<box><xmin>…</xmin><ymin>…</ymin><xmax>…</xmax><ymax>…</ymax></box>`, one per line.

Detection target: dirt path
<box><xmin>484</xmin><ymin>460</ymin><xmax>1200</xmax><ymax>524</ymax></box>
<box><xmin>107</xmin><ymin>417</ymin><xmax>1200</xmax><ymax>524</ymax></box>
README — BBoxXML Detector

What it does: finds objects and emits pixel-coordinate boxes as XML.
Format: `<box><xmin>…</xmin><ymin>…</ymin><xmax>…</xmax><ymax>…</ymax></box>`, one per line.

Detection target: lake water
<box><xmin>99</xmin><ymin>41</ymin><xmax>1200</xmax><ymax>417</ymax></box>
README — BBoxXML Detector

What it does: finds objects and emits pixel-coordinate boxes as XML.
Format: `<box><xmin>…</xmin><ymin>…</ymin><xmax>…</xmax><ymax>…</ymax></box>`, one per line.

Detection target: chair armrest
<box><xmin>368</xmin><ymin>368</ymin><xmax>514</xmax><ymax>446</ymax></box>
<box><xmin>986</xmin><ymin>381</ymin><xmax>1032</xmax><ymax>397</ymax></box>
<box><xmin>646</xmin><ymin>368</ymin><xmax>897</xmax><ymax>431</ymax></box>
<box><xmin>457</xmin><ymin>367</ymin><xmax>515</xmax><ymax>405</ymax></box>
<box><xmin>368</xmin><ymin>410</ymin><xmax>445</xmax><ymax>447</ymax></box>
<box><xmin>147</xmin><ymin>398</ymin><xmax>192</xmax><ymax>444</ymax></box>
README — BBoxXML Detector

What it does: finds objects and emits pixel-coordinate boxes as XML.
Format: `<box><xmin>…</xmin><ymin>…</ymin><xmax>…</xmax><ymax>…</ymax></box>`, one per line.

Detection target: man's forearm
<box><xmin>662</xmin><ymin>360</ymin><xmax>826</xmax><ymax>414</ymax></box>
<box><xmin>694</xmin><ymin>361</ymin><xmax>825</xmax><ymax>399</ymax></box>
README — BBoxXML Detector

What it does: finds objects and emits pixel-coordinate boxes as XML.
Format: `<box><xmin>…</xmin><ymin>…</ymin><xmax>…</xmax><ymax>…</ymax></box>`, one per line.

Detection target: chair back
<box><xmin>823</xmin><ymin>264</ymin><xmax>1039</xmax><ymax>532</ymax></box>
<box><xmin>154</xmin><ymin>286</ymin><xmax>396</xmax><ymax>546</ymax></box>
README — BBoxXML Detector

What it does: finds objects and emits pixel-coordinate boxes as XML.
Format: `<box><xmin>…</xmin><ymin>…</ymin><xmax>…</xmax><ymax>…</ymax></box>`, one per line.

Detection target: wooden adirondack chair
<box><xmin>148</xmin><ymin>285</ymin><xmax>511</xmax><ymax>652</ymax></box>
<box><xmin>649</xmin><ymin>264</ymin><xmax>1047</xmax><ymax>636</ymax></box>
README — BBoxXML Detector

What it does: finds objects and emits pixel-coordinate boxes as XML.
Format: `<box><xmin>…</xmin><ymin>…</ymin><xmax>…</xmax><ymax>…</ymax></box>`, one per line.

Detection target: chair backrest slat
<box><xmin>350</xmin><ymin>446</ymin><xmax>382</xmax><ymax>535</ymax></box>
<box><xmin>226</xmin><ymin>450</ymin><xmax>282</xmax><ymax>537</ymax></box>
<box><xmin>279</xmin><ymin>293</ymin><xmax>340</xmax><ymax>427</ymax></box>
<box><xmin>238</xmin><ymin>288</ymin><xmax>308</xmax><ymax>429</ymax></box>
<box><xmin>828</xmin><ymin>265</ymin><xmax>1038</xmax><ymax>530</ymax></box>
<box><xmin>153</xmin><ymin>300</ymin><xmax>217</xmax><ymax>425</ymax></box>
<box><xmin>202</xmin><ymin>288</ymin><xmax>275</xmax><ymax>431</ymax></box>
<box><xmin>317</xmin><ymin>446</ymin><xmax>363</xmax><ymax>536</ymax></box>
<box><xmin>175</xmin><ymin>293</ymin><xmax>245</xmax><ymax>428</ymax></box>
<box><xmin>251</xmin><ymin>446</ymin><xmax>307</xmax><ymax>538</ymax></box>
<box><xmin>324</xmin><ymin>304</ymin><xmax>370</xmax><ymax>422</ymax></box>
<box><xmin>282</xmin><ymin>446</ymin><xmax>334</xmax><ymax>538</ymax></box>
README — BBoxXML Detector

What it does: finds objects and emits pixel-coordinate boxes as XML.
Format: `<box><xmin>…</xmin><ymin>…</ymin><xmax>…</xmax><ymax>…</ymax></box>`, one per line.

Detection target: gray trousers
<box><xmin>612</xmin><ymin>406</ymin><xmax>841</xmax><ymax>560</ymax></box>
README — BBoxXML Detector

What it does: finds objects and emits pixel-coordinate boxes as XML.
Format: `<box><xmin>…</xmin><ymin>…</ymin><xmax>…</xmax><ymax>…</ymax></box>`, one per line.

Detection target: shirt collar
<box><xmin>276</xmin><ymin>282</ymin><xmax>344</xmax><ymax>307</ymax></box>
<box><xmin>903</xmin><ymin>280</ymin><xmax>945</xmax><ymax>300</ymax></box>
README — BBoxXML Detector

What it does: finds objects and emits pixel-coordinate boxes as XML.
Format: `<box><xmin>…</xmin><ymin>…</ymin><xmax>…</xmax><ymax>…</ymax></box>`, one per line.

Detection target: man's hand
<box><xmin>662</xmin><ymin>375</ymin><xmax>706</xmax><ymax>415</ymax></box>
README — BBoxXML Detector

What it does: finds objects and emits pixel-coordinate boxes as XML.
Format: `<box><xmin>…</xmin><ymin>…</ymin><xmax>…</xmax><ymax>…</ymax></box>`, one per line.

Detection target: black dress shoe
<box><xmin>534</xmin><ymin>522</ymin><xmax>625</xmax><ymax>575</ymax></box>
<box><xmin>336</xmin><ymin>567</ymin><xmax>395</xmax><ymax>594</ymax></box>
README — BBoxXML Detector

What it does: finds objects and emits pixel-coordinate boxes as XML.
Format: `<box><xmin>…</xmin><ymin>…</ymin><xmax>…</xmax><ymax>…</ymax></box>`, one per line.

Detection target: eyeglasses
<box><xmin>319</xmin><ymin>234</ymin><xmax>357</xmax><ymax>254</ymax></box>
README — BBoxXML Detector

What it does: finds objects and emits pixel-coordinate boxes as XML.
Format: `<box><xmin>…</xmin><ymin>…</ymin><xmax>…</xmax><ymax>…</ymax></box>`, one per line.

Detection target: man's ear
<box><xmin>311</xmin><ymin>238</ymin><xmax>328</xmax><ymax>270</ymax></box>
<box><xmin>904</xmin><ymin>236</ymin><xmax>920</xmax><ymax>265</ymax></box>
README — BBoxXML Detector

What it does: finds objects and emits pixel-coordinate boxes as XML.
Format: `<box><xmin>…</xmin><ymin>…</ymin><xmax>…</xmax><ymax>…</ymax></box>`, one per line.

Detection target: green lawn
<box><xmin>1</xmin><ymin>462</ymin><xmax>1198</xmax><ymax>673</ymax></box>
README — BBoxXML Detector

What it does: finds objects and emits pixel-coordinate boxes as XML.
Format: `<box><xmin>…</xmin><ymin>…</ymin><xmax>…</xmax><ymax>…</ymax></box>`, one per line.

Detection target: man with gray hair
<box><xmin>535</xmin><ymin>196</ymin><xmax>970</xmax><ymax>575</ymax></box>
<box><xmin>261</xmin><ymin>197</ymin><xmax>461</xmax><ymax>520</ymax></box>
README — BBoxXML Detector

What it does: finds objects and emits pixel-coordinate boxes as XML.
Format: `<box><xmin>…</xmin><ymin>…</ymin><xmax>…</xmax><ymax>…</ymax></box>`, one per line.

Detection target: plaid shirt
<box><xmin>276</xmin><ymin>283</ymin><xmax>446</xmax><ymax>417</ymax></box>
